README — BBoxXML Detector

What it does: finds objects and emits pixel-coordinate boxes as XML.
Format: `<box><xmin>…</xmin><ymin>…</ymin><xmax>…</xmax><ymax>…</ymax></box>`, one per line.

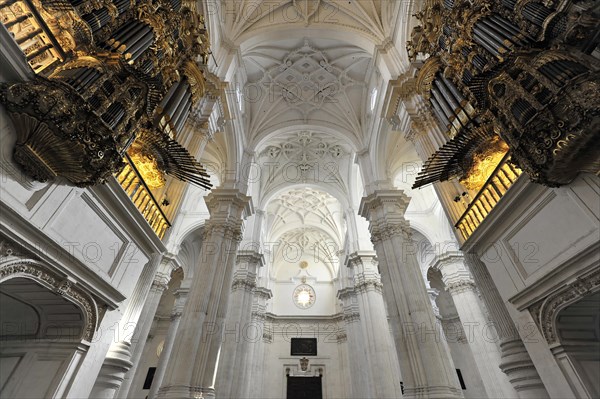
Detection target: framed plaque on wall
<box><xmin>291</xmin><ymin>338</ymin><xmax>317</xmax><ymax>356</ymax></box>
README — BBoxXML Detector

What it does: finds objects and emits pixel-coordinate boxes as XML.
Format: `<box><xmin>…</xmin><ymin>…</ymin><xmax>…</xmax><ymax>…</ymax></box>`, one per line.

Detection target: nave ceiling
<box><xmin>265</xmin><ymin>186</ymin><xmax>345</xmax><ymax>281</ymax></box>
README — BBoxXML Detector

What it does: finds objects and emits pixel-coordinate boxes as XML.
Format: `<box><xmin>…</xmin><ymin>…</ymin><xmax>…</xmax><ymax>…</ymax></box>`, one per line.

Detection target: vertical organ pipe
<box><xmin>170</xmin><ymin>89</ymin><xmax>192</xmax><ymax>129</ymax></box>
<box><xmin>156</xmin><ymin>82</ymin><xmax>179</xmax><ymax>114</ymax></box>
<box><xmin>434</xmin><ymin>77</ymin><xmax>461</xmax><ymax>112</ymax></box>
<box><xmin>163</xmin><ymin>80</ymin><xmax>189</xmax><ymax>121</ymax></box>
<box><xmin>431</xmin><ymin>85</ymin><xmax>455</xmax><ymax>120</ymax></box>
<box><xmin>430</xmin><ymin>96</ymin><xmax>451</xmax><ymax>128</ymax></box>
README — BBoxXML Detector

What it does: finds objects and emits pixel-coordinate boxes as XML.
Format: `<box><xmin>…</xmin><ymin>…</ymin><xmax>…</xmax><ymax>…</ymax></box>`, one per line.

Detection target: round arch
<box><xmin>250</xmin><ymin>124</ymin><xmax>361</xmax><ymax>154</ymax></box>
<box><xmin>237</xmin><ymin>26</ymin><xmax>378</xmax><ymax>56</ymax></box>
<box><xmin>258</xmin><ymin>181</ymin><xmax>350</xmax><ymax>213</ymax></box>
<box><xmin>0</xmin><ymin>257</ymin><xmax>98</xmax><ymax>342</ymax></box>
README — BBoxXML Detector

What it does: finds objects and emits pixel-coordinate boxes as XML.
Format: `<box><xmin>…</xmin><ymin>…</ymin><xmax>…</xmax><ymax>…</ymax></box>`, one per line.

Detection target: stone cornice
<box><xmin>382</xmin><ymin>64</ymin><xmax>420</xmax><ymax>126</ymax></box>
<box><xmin>344</xmin><ymin>251</ymin><xmax>377</xmax><ymax>269</ymax></box>
<box><xmin>254</xmin><ymin>286</ymin><xmax>273</xmax><ymax>300</ymax></box>
<box><xmin>204</xmin><ymin>189</ymin><xmax>253</xmax><ymax>218</ymax></box>
<box><xmin>358</xmin><ymin>190</ymin><xmax>411</xmax><ymax>220</ymax></box>
<box><xmin>236</xmin><ymin>250</ymin><xmax>265</xmax><ymax>267</ymax></box>
<box><xmin>336</xmin><ymin>287</ymin><xmax>356</xmax><ymax>301</ymax></box>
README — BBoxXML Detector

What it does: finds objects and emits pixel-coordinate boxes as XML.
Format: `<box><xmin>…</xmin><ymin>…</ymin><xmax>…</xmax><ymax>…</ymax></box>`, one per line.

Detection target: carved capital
<box><xmin>231</xmin><ymin>276</ymin><xmax>256</xmax><ymax>292</ymax></box>
<box><xmin>151</xmin><ymin>272</ymin><xmax>170</xmax><ymax>292</ymax></box>
<box><xmin>336</xmin><ymin>287</ymin><xmax>356</xmax><ymax>302</ymax></box>
<box><xmin>354</xmin><ymin>278</ymin><xmax>383</xmax><ymax>294</ymax></box>
<box><xmin>342</xmin><ymin>311</ymin><xmax>360</xmax><ymax>324</ymax></box>
<box><xmin>446</xmin><ymin>280</ymin><xmax>477</xmax><ymax>295</ymax></box>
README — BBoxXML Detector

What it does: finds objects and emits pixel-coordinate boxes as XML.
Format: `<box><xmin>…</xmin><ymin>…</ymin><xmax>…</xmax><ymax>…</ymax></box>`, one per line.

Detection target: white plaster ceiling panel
<box><xmin>271</xmin><ymin>227</ymin><xmax>339</xmax><ymax>279</ymax></box>
<box><xmin>220</xmin><ymin>0</ymin><xmax>401</xmax><ymax>46</ymax></box>
<box><xmin>243</xmin><ymin>39</ymin><xmax>370</xmax><ymax>140</ymax></box>
<box><xmin>256</xmin><ymin>130</ymin><xmax>353</xmax><ymax>202</ymax></box>
<box><xmin>265</xmin><ymin>186</ymin><xmax>345</xmax><ymax>243</ymax></box>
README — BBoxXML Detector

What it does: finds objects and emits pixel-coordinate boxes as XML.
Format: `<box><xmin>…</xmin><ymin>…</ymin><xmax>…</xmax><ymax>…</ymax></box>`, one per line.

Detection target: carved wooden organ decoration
<box><xmin>0</xmin><ymin>0</ymin><xmax>213</xmax><ymax>189</ymax></box>
<box><xmin>408</xmin><ymin>0</ymin><xmax>599</xmax><ymax>189</ymax></box>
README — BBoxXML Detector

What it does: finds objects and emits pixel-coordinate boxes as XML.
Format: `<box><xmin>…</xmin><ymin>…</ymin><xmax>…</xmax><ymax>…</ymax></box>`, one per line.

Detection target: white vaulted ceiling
<box><xmin>265</xmin><ymin>187</ymin><xmax>345</xmax><ymax>279</ymax></box>
<box><xmin>265</xmin><ymin>187</ymin><xmax>345</xmax><ymax>242</ymax></box>
<box><xmin>255</xmin><ymin>130</ymin><xmax>353</xmax><ymax>203</ymax></box>
<box><xmin>204</xmin><ymin>1</ymin><xmax>421</xmax><ymax>282</ymax></box>
<box><xmin>218</xmin><ymin>0</ymin><xmax>402</xmax><ymax>50</ymax></box>
<box><xmin>242</xmin><ymin>38</ymin><xmax>371</xmax><ymax>142</ymax></box>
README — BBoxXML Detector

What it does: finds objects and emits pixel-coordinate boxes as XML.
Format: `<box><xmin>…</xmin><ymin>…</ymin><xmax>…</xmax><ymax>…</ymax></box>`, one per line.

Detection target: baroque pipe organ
<box><xmin>408</xmin><ymin>0</ymin><xmax>600</xmax><ymax>191</ymax></box>
<box><xmin>0</xmin><ymin>0</ymin><xmax>214</xmax><ymax>191</ymax></box>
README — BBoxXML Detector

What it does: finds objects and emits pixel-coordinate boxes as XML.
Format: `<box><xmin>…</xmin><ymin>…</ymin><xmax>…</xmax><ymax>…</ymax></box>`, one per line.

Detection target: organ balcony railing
<box><xmin>116</xmin><ymin>155</ymin><xmax>171</xmax><ymax>239</ymax></box>
<box><xmin>455</xmin><ymin>153</ymin><xmax>522</xmax><ymax>241</ymax></box>
<box><xmin>0</xmin><ymin>0</ymin><xmax>214</xmax><ymax>241</ymax></box>
<box><xmin>0</xmin><ymin>0</ymin><xmax>63</xmax><ymax>73</ymax></box>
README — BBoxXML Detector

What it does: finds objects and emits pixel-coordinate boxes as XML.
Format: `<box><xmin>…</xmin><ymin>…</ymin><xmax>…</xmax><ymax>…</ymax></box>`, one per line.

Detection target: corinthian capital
<box><xmin>359</xmin><ymin>190</ymin><xmax>415</xmax><ymax>245</ymax></box>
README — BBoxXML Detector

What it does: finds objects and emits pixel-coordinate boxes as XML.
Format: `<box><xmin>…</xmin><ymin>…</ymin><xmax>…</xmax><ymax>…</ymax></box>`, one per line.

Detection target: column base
<box><xmin>404</xmin><ymin>385</ymin><xmax>463</xmax><ymax>399</ymax></box>
<box><xmin>90</xmin><ymin>342</ymin><xmax>134</xmax><ymax>398</ymax></box>
<box><xmin>499</xmin><ymin>338</ymin><xmax>549</xmax><ymax>398</ymax></box>
<box><xmin>157</xmin><ymin>385</ymin><xmax>215</xmax><ymax>399</ymax></box>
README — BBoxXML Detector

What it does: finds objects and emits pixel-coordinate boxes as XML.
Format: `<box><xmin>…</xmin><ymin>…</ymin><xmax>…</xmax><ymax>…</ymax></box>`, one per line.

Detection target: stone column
<box><xmin>464</xmin><ymin>253</ymin><xmax>549</xmax><ymax>398</ymax></box>
<box><xmin>347</xmin><ymin>252</ymin><xmax>402</xmax><ymax>398</ymax></box>
<box><xmin>359</xmin><ymin>190</ymin><xmax>463</xmax><ymax>399</ymax></box>
<box><xmin>91</xmin><ymin>254</ymin><xmax>167</xmax><ymax>398</ymax></box>
<box><xmin>433</xmin><ymin>252</ymin><xmax>517</xmax><ymax>398</ymax></box>
<box><xmin>117</xmin><ymin>270</ymin><xmax>172</xmax><ymax>398</ymax></box>
<box><xmin>155</xmin><ymin>189</ymin><xmax>252</xmax><ymax>399</ymax></box>
<box><xmin>247</xmin><ymin>287</ymin><xmax>272</xmax><ymax>399</ymax></box>
<box><xmin>337</xmin><ymin>287</ymin><xmax>372</xmax><ymax>399</ymax></box>
<box><xmin>147</xmin><ymin>281</ymin><xmax>190</xmax><ymax>399</ymax></box>
<box><xmin>214</xmin><ymin>250</ymin><xmax>264</xmax><ymax>398</ymax></box>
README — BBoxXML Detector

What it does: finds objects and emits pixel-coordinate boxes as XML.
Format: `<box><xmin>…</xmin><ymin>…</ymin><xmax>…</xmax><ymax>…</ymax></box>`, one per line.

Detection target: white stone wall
<box><xmin>260</xmin><ymin>317</ymin><xmax>349</xmax><ymax>399</ymax></box>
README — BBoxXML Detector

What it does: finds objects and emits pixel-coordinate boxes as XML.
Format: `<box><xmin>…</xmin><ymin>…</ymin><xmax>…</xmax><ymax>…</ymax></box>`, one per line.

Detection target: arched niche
<box><xmin>0</xmin><ymin>260</ymin><xmax>99</xmax><ymax>398</ymax></box>
<box><xmin>545</xmin><ymin>290</ymin><xmax>600</xmax><ymax>398</ymax></box>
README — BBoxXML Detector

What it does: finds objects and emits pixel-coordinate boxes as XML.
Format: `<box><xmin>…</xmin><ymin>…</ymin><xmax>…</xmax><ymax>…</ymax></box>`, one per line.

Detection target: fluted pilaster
<box><xmin>247</xmin><ymin>286</ymin><xmax>272</xmax><ymax>399</ymax></box>
<box><xmin>432</xmin><ymin>252</ymin><xmax>517</xmax><ymax>398</ymax></box>
<box><xmin>215</xmin><ymin>250</ymin><xmax>264</xmax><ymax>398</ymax></box>
<box><xmin>156</xmin><ymin>189</ymin><xmax>252</xmax><ymax>399</ymax></box>
<box><xmin>346</xmin><ymin>251</ymin><xmax>402</xmax><ymax>398</ymax></box>
<box><xmin>148</xmin><ymin>282</ymin><xmax>189</xmax><ymax>399</ymax></box>
<box><xmin>337</xmin><ymin>286</ymin><xmax>372</xmax><ymax>398</ymax></box>
<box><xmin>92</xmin><ymin>253</ymin><xmax>168</xmax><ymax>399</ymax></box>
<box><xmin>464</xmin><ymin>253</ymin><xmax>549</xmax><ymax>398</ymax></box>
<box><xmin>359</xmin><ymin>190</ymin><xmax>462</xmax><ymax>399</ymax></box>
<box><xmin>117</xmin><ymin>267</ymin><xmax>172</xmax><ymax>398</ymax></box>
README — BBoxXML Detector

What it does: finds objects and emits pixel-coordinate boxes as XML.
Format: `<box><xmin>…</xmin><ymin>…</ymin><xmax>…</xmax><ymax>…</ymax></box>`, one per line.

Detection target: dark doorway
<box><xmin>287</xmin><ymin>376</ymin><xmax>322</xmax><ymax>399</ymax></box>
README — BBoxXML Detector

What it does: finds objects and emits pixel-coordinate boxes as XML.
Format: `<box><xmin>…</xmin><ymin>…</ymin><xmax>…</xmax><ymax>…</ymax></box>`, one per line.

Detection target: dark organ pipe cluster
<box><xmin>154</xmin><ymin>78</ymin><xmax>193</xmax><ymax>138</ymax></box>
<box><xmin>106</xmin><ymin>21</ymin><xmax>154</xmax><ymax>62</ymax></box>
<box><xmin>429</xmin><ymin>74</ymin><xmax>476</xmax><ymax>138</ymax></box>
<box><xmin>409</xmin><ymin>0</ymin><xmax>599</xmax><ymax>189</ymax></box>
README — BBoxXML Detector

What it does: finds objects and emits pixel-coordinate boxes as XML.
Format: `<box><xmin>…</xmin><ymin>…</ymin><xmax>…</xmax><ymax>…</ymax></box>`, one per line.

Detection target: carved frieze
<box><xmin>529</xmin><ymin>267</ymin><xmax>600</xmax><ymax>345</ymax></box>
<box><xmin>0</xmin><ymin>257</ymin><xmax>99</xmax><ymax>341</ymax></box>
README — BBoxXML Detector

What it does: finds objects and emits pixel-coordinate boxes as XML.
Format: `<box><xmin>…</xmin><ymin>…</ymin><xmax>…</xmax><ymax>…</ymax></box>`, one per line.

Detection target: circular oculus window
<box><xmin>293</xmin><ymin>284</ymin><xmax>316</xmax><ymax>309</ymax></box>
